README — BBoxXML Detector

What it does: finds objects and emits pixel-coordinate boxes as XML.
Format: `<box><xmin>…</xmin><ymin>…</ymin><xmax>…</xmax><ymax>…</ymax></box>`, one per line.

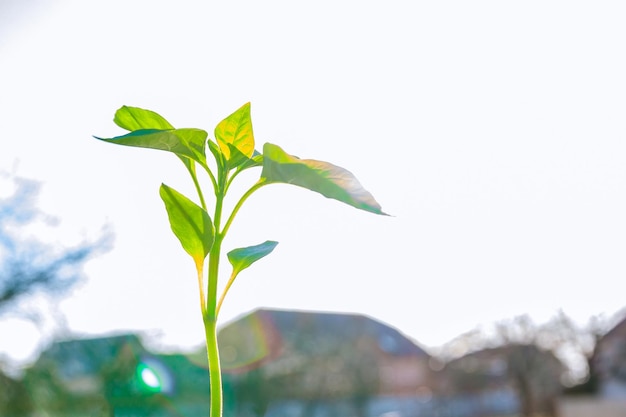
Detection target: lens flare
<box><xmin>137</xmin><ymin>363</ymin><xmax>162</xmax><ymax>392</ymax></box>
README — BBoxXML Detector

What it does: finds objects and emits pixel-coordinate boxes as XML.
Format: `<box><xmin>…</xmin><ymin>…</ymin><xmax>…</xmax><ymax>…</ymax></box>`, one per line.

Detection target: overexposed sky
<box><xmin>2</xmin><ymin>1</ymin><xmax>626</xmax><ymax>365</ymax></box>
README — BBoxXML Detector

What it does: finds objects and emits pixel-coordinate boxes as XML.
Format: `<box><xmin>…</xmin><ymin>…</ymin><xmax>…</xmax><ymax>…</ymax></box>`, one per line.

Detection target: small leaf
<box><xmin>227</xmin><ymin>241</ymin><xmax>278</xmax><ymax>276</ymax></box>
<box><xmin>237</xmin><ymin>150</ymin><xmax>263</xmax><ymax>172</ymax></box>
<box><xmin>95</xmin><ymin>128</ymin><xmax>208</xmax><ymax>165</ymax></box>
<box><xmin>261</xmin><ymin>143</ymin><xmax>386</xmax><ymax>215</ymax></box>
<box><xmin>227</xmin><ymin>144</ymin><xmax>263</xmax><ymax>171</ymax></box>
<box><xmin>215</xmin><ymin>103</ymin><xmax>254</xmax><ymax>161</ymax></box>
<box><xmin>114</xmin><ymin>106</ymin><xmax>174</xmax><ymax>131</ymax></box>
<box><xmin>208</xmin><ymin>140</ymin><xmax>225</xmax><ymax>171</ymax></box>
<box><xmin>160</xmin><ymin>183</ymin><xmax>214</xmax><ymax>262</ymax></box>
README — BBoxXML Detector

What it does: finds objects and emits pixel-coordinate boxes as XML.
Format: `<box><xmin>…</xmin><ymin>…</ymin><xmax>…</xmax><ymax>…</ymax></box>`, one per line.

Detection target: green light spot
<box><xmin>137</xmin><ymin>363</ymin><xmax>162</xmax><ymax>393</ymax></box>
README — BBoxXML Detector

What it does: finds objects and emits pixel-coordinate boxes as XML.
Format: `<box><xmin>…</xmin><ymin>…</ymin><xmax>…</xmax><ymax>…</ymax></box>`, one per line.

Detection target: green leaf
<box><xmin>159</xmin><ymin>183</ymin><xmax>214</xmax><ymax>262</ymax></box>
<box><xmin>95</xmin><ymin>128</ymin><xmax>208</xmax><ymax>165</ymax></box>
<box><xmin>261</xmin><ymin>143</ymin><xmax>386</xmax><ymax>215</ymax></box>
<box><xmin>227</xmin><ymin>144</ymin><xmax>263</xmax><ymax>171</ymax></box>
<box><xmin>227</xmin><ymin>240</ymin><xmax>278</xmax><ymax>276</ymax></box>
<box><xmin>237</xmin><ymin>149</ymin><xmax>263</xmax><ymax>172</ymax></box>
<box><xmin>208</xmin><ymin>139</ymin><xmax>225</xmax><ymax>171</ymax></box>
<box><xmin>215</xmin><ymin>103</ymin><xmax>254</xmax><ymax>161</ymax></box>
<box><xmin>114</xmin><ymin>106</ymin><xmax>174</xmax><ymax>131</ymax></box>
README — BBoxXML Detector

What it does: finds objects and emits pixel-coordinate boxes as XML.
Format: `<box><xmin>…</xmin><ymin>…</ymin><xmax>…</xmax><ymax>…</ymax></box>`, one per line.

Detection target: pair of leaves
<box><xmin>160</xmin><ymin>184</ymin><xmax>276</xmax><ymax>275</ymax></box>
<box><xmin>96</xmin><ymin>106</ymin><xmax>209</xmax><ymax>166</ymax></box>
<box><xmin>99</xmin><ymin>103</ymin><xmax>257</xmax><ymax>174</ymax></box>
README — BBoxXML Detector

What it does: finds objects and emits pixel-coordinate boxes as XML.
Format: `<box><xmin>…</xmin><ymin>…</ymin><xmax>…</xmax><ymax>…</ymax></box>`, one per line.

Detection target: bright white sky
<box><xmin>2</xmin><ymin>1</ymin><xmax>626</xmax><ymax>366</ymax></box>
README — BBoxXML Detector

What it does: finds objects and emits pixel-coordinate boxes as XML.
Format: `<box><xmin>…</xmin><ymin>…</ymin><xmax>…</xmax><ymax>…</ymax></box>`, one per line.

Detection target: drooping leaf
<box><xmin>114</xmin><ymin>106</ymin><xmax>174</xmax><ymax>131</ymax></box>
<box><xmin>159</xmin><ymin>183</ymin><xmax>214</xmax><ymax>262</ymax></box>
<box><xmin>227</xmin><ymin>240</ymin><xmax>278</xmax><ymax>276</ymax></box>
<box><xmin>215</xmin><ymin>102</ymin><xmax>254</xmax><ymax>161</ymax></box>
<box><xmin>261</xmin><ymin>143</ymin><xmax>386</xmax><ymax>215</ymax></box>
<box><xmin>95</xmin><ymin>128</ymin><xmax>208</xmax><ymax>165</ymax></box>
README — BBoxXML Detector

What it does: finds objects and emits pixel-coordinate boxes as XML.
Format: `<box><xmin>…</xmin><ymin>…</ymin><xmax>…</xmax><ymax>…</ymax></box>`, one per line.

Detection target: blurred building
<box><xmin>439</xmin><ymin>344</ymin><xmax>564</xmax><ymax>417</ymax></box>
<box><xmin>22</xmin><ymin>333</ymin><xmax>213</xmax><ymax>417</ymax></box>
<box><xmin>591</xmin><ymin>315</ymin><xmax>626</xmax><ymax>399</ymax></box>
<box><xmin>218</xmin><ymin>308</ymin><xmax>435</xmax><ymax>416</ymax></box>
<box><xmin>558</xmin><ymin>315</ymin><xmax>626</xmax><ymax>417</ymax></box>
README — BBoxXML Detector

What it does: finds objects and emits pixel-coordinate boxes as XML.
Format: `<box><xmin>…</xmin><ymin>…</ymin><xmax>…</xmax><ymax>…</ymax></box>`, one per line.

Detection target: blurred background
<box><xmin>2</xmin><ymin>1</ymin><xmax>626</xmax><ymax>416</ymax></box>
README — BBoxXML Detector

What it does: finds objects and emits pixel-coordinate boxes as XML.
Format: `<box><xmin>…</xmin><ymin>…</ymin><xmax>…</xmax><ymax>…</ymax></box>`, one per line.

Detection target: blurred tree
<box><xmin>440</xmin><ymin>311</ymin><xmax>610</xmax><ymax>417</ymax></box>
<box><xmin>0</xmin><ymin>172</ymin><xmax>111</xmax><ymax>415</ymax></box>
<box><xmin>441</xmin><ymin>311</ymin><xmax>608</xmax><ymax>386</ymax></box>
<box><xmin>0</xmin><ymin>172</ymin><xmax>111</xmax><ymax>315</ymax></box>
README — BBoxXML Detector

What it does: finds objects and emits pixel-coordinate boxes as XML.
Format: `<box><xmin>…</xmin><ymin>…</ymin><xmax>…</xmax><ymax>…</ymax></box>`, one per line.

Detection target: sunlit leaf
<box><xmin>261</xmin><ymin>143</ymin><xmax>386</xmax><ymax>215</ymax></box>
<box><xmin>159</xmin><ymin>183</ymin><xmax>214</xmax><ymax>262</ymax></box>
<box><xmin>215</xmin><ymin>102</ymin><xmax>254</xmax><ymax>161</ymax></box>
<box><xmin>114</xmin><ymin>106</ymin><xmax>174</xmax><ymax>131</ymax></box>
<box><xmin>227</xmin><ymin>144</ymin><xmax>263</xmax><ymax>171</ymax></box>
<box><xmin>237</xmin><ymin>150</ymin><xmax>263</xmax><ymax>172</ymax></box>
<box><xmin>228</xmin><ymin>241</ymin><xmax>278</xmax><ymax>276</ymax></box>
<box><xmin>95</xmin><ymin>128</ymin><xmax>208</xmax><ymax>165</ymax></box>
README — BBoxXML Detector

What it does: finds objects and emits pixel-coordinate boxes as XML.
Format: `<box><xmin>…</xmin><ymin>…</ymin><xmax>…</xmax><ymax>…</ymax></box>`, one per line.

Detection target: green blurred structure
<box><xmin>18</xmin><ymin>334</ymin><xmax>216</xmax><ymax>417</ymax></box>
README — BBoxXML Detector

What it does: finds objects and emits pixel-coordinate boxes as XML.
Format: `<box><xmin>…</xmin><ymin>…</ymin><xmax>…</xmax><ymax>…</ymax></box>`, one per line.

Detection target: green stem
<box><xmin>203</xmin><ymin>233</ymin><xmax>224</xmax><ymax>417</ymax></box>
<box><xmin>215</xmin><ymin>270</ymin><xmax>237</xmax><ymax>317</ymax></box>
<box><xmin>190</xmin><ymin>169</ymin><xmax>207</xmax><ymax>211</ymax></box>
<box><xmin>206</xmin><ymin>235</ymin><xmax>222</xmax><ymax>320</ymax></box>
<box><xmin>223</xmin><ymin>166</ymin><xmax>245</xmax><ymax>195</ymax></box>
<box><xmin>204</xmin><ymin>166</ymin><xmax>227</xmax><ymax>417</ymax></box>
<box><xmin>201</xmin><ymin>161</ymin><xmax>219</xmax><ymax>193</ymax></box>
<box><xmin>204</xmin><ymin>315</ymin><xmax>222</xmax><ymax>417</ymax></box>
<box><xmin>182</xmin><ymin>159</ymin><xmax>208</xmax><ymax>211</ymax></box>
<box><xmin>195</xmin><ymin>259</ymin><xmax>206</xmax><ymax>313</ymax></box>
<box><xmin>221</xmin><ymin>179</ymin><xmax>268</xmax><ymax>238</ymax></box>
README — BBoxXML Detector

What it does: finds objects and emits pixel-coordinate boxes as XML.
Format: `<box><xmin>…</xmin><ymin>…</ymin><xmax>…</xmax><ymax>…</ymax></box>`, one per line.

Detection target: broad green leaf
<box><xmin>95</xmin><ymin>128</ymin><xmax>208</xmax><ymax>165</ymax></box>
<box><xmin>215</xmin><ymin>103</ymin><xmax>254</xmax><ymax>161</ymax></box>
<box><xmin>159</xmin><ymin>183</ymin><xmax>214</xmax><ymax>262</ymax></box>
<box><xmin>261</xmin><ymin>143</ymin><xmax>386</xmax><ymax>215</ymax></box>
<box><xmin>114</xmin><ymin>106</ymin><xmax>174</xmax><ymax>131</ymax></box>
<box><xmin>228</xmin><ymin>241</ymin><xmax>278</xmax><ymax>276</ymax></box>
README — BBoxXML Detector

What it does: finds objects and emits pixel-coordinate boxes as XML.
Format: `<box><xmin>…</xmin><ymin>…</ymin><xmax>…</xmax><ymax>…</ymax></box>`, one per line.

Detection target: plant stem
<box><xmin>195</xmin><ymin>259</ymin><xmax>206</xmax><ymax>312</ymax></box>
<box><xmin>221</xmin><ymin>179</ymin><xmax>268</xmax><ymax>238</ymax></box>
<box><xmin>182</xmin><ymin>159</ymin><xmax>208</xmax><ymax>211</ymax></box>
<box><xmin>204</xmin><ymin>315</ymin><xmax>222</xmax><ymax>417</ymax></box>
<box><xmin>215</xmin><ymin>270</ymin><xmax>236</xmax><ymax>317</ymax></box>
<box><xmin>190</xmin><ymin>169</ymin><xmax>207</xmax><ymax>211</ymax></box>
<box><xmin>204</xmin><ymin>166</ymin><xmax>226</xmax><ymax>417</ymax></box>
<box><xmin>204</xmin><ymin>235</ymin><xmax>224</xmax><ymax>417</ymax></box>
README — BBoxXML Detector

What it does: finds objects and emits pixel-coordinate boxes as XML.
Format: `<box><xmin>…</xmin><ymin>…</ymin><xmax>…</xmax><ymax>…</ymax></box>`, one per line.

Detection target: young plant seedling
<box><xmin>94</xmin><ymin>103</ymin><xmax>386</xmax><ymax>416</ymax></box>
